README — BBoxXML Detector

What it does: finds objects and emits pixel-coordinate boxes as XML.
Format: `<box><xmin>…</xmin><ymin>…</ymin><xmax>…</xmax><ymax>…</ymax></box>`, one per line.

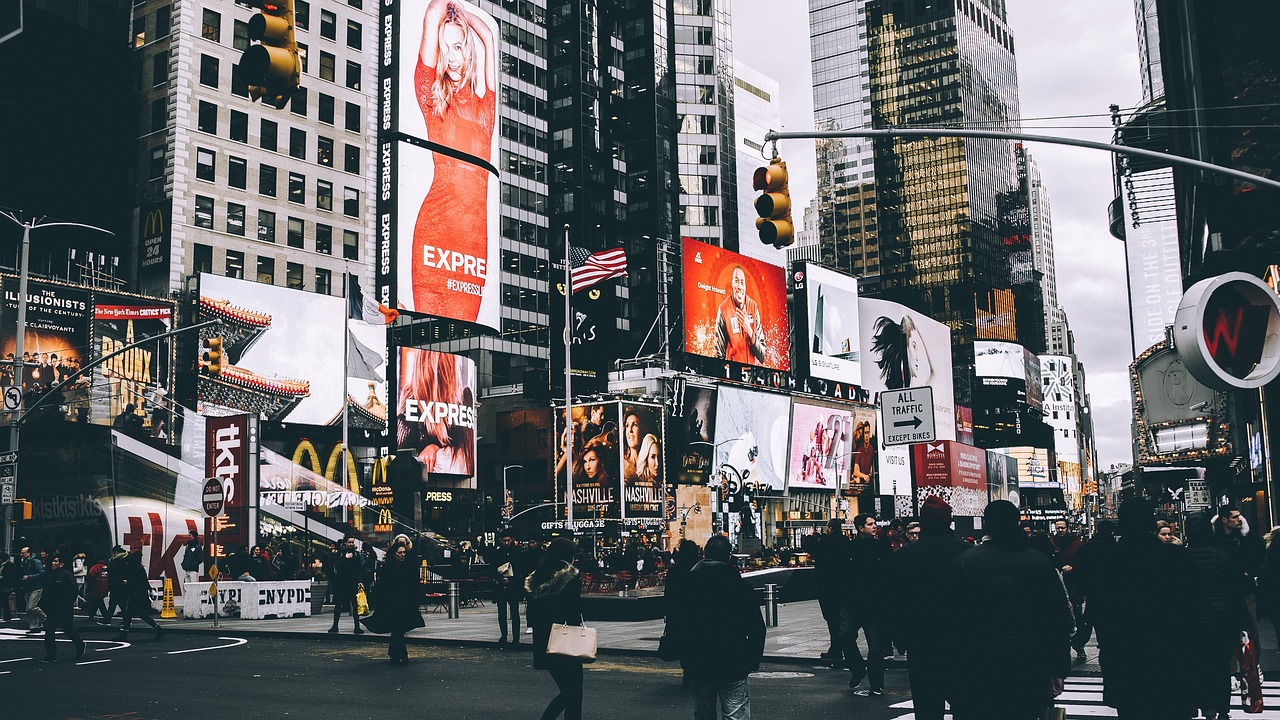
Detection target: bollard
<box><xmin>763</xmin><ymin>583</ymin><xmax>779</xmax><ymax>627</ymax></box>
<box><xmin>447</xmin><ymin>581</ymin><xmax>460</xmax><ymax>619</ymax></box>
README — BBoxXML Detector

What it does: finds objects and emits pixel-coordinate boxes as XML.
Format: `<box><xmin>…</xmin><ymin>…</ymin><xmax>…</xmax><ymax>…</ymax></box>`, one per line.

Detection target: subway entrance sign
<box><xmin>882</xmin><ymin>386</ymin><xmax>936</xmax><ymax>446</ymax></box>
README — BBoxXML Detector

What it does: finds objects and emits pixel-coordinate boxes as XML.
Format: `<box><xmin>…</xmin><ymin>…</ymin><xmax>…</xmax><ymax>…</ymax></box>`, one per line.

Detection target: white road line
<box><xmin>166</xmin><ymin>637</ymin><xmax>248</xmax><ymax>655</ymax></box>
<box><xmin>76</xmin><ymin>659</ymin><xmax>111</xmax><ymax>666</ymax></box>
<box><xmin>0</xmin><ymin>657</ymin><xmax>32</xmax><ymax>664</ymax></box>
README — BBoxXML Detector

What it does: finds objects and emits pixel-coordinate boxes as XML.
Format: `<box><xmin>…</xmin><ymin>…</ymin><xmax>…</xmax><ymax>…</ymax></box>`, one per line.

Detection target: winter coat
<box><xmin>106</xmin><ymin>552</ymin><xmax>129</xmax><ymax>594</ymax></box>
<box><xmin>811</xmin><ymin>531</ymin><xmax>853</xmax><ymax>600</ymax></box>
<box><xmin>1259</xmin><ymin>538</ymin><xmax>1280</xmax><ymax>620</ymax></box>
<box><xmin>1086</xmin><ymin>533</ymin><xmax>1198</xmax><ymax>712</ymax></box>
<box><xmin>889</xmin><ymin>530</ymin><xmax>969</xmax><ymax>656</ymax></box>
<box><xmin>0</xmin><ymin>558</ymin><xmax>18</xmax><ymax>591</ymax></box>
<box><xmin>18</xmin><ymin>556</ymin><xmax>44</xmax><ymax>592</ymax></box>
<box><xmin>844</xmin><ymin>534</ymin><xmax>891</xmax><ymax>614</ymax></box>
<box><xmin>181</xmin><ymin>539</ymin><xmax>203</xmax><ymax>573</ymax></box>
<box><xmin>1218</xmin><ymin>522</ymin><xmax>1265</xmax><ymax>595</ymax></box>
<box><xmin>667</xmin><ymin>558</ymin><xmax>766</xmax><ymax>685</ymax></box>
<box><xmin>120</xmin><ymin>557</ymin><xmax>153</xmax><ymax>608</ymax></box>
<box><xmin>369</xmin><ymin>558</ymin><xmax>425</xmax><ymax>633</ymax></box>
<box><xmin>42</xmin><ymin>565</ymin><xmax>79</xmax><ymax>617</ymax></box>
<box><xmin>86</xmin><ymin>562</ymin><xmax>110</xmax><ymax>599</ymax></box>
<box><xmin>1186</xmin><ymin>542</ymin><xmax>1249</xmax><ymax>712</ymax></box>
<box><xmin>526</xmin><ymin>562</ymin><xmax>584</xmax><ymax>670</ymax></box>
<box><xmin>331</xmin><ymin>547</ymin><xmax>365</xmax><ymax>589</ymax></box>
<box><xmin>485</xmin><ymin>544</ymin><xmax>521</xmax><ymax>598</ymax></box>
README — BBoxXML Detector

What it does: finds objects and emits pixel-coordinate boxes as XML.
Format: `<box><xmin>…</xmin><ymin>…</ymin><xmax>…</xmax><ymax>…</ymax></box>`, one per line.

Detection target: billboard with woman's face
<box><xmin>858</xmin><ymin>298</ymin><xmax>956</xmax><ymax>441</ymax></box>
<box><xmin>395</xmin><ymin>348</ymin><xmax>477</xmax><ymax>476</ymax></box>
<box><xmin>682</xmin><ymin>238</ymin><xmax>790</xmax><ymax>371</ymax></box>
<box><xmin>553</xmin><ymin>403</ymin><xmax>621</xmax><ymax>520</ymax></box>
<box><xmin>787</xmin><ymin>402</ymin><xmax>852</xmax><ymax>491</ymax></box>
<box><xmin>794</xmin><ymin>262</ymin><xmax>862</xmax><ymax>385</ymax></box>
<box><xmin>379</xmin><ymin>0</ymin><xmax>501</xmax><ymax>330</ymax></box>
<box><xmin>620</xmin><ymin>403</ymin><xmax>664</xmax><ymax>526</ymax></box>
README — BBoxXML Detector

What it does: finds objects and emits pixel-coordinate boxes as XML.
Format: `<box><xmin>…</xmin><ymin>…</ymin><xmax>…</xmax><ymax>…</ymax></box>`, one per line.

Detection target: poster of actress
<box><xmin>858</xmin><ymin>297</ymin><xmax>956</xmax><ymax>441</ymax></box>
<box><xmin>396</xmin><ymin>348</ymin><xmax>477</xmax><ymax>476</ymax></box>
<box><xmin>393</xmin><ymin>0</ymin><xmax>500</xmax><ymax>329</ymax></box>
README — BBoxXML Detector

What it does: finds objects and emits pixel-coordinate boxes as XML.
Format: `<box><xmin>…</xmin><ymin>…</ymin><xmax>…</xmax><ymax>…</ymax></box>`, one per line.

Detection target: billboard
<box><xmin>713</xmin><ymin>386</ymin><xmax>791</xmax><ymax>494</ymax></box>
<box><xmin>92</xmin><ymin>294</ymin><xmax>174</xmax><ymax>429</ymax></box>
<box><xmin>550</xmin><ymin>274</ymin><xmax>619</xmax><ymax>395</ymax></box>
<box><xmin>682</xmin><ymin>238</ymin><xmax>790</xmax><ymax>371</ymax></box>
<box><xmin>378</xmin><ymin>0</ymin><xmax>501</xmax><ymax>330</ymax></box>
<box><xmin>197</xmin><ymin>274</ymin><xmax>388</xmax><ymax>426</ymax></box>
<box><xmin>554</xmin><ymin>402</ymin><xmax>621</xmax><ymax>520</ymax></box>
<box><xmin>666</xmin><ymin>384</ymin><xmax>718</xmax><ymax>485</ymax></box>
<box><xmin>912</xmin><ymin>441</ymin><xmax>988</xmax><ymax>517</ymax></box>
<box><xmin>786</xmin><ymin>401</ymin><xmax>851</xmax><ymax>492</ymax></box>
<box><xmin>395</xmin><ymin>348</ymin><xmax>477</xmax><ymax>476</ymax></box>
<box><xmin>793</xmin><ymin>262</ymin><xmax>862</xmax><ymax>385</ymax></box>
<box><xmin>205</xmin><ymin>413</ymin><xmax>258</xmax><ymax>558</ymax></box>
<box><xmin>876</xmin><ymin>407</ymin><xmax>911</xmax><ymax>498</ymax></box>
<box><xmin>136</xmin><ymin>200</ymin><xmax>172</xmax><ymax>295</ymax></box>
<box><xmin>986</xmin><ymin>450</ymin><xmax>1019</xmax><ymax>505</ymax></box>
<box><xmin>858</xmin><ymin>297</ymin><xmax>955</xmax><ymax>441</ymax></box>
<box><xmin>0</xmin><ymin>278</ymin><xmax>89</xmax><ymax>396</ymax></box>
<box><xmin>619</xmin><ymin>402</ymin><xmax>664</xmax><ymax>526</ymax></box>
<box><xmin>975</xmin><ymin>340</ymin><xmax>1043</xmax><ymax>411</ymax></box>
<box><xmin>1040</xmin><ymin>354</ymin><xmax>1078</xmax><ymax>463</ymax></box>
<box><xmin>991</xmin><ymin>445</ymin><xmax>1056</xmax><ymax>486</ymax></box>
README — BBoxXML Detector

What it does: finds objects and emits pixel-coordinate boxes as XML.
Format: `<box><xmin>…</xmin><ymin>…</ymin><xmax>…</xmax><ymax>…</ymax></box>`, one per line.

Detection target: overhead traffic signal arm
<box><xmin>753</xmin><ymin>158</ymin><xmax>794</xmax><ymax>248</ymax></box>
<box><xmin>241</xmin><ymin>0</ymin><xmax>301</xmax><ymax>109</ymax></box>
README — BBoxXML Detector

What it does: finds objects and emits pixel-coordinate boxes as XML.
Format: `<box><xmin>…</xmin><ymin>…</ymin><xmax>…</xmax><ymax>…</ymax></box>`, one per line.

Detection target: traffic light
<box><xmin>240</xmin><ymin>0</ymin><xmax>301</xmax><ymax>109</ymax></box>
<box><xmin>201</xmin><ymin>337</ymin><xmax>224</xmax><ymax>377</ymax></box>
<box><xmin>12</xmin><ymin>499</ymin><xmax>32</xmax><ymax>520</ymax></box>
<box><xmin>753</xmin><ymin>157</ymin><xmax>794</xmax><ymax>248</ymax></box>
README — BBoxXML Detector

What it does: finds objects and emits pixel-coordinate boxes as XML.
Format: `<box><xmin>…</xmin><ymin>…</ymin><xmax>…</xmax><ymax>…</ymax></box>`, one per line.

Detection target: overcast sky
<box><xmin>731</xmin><ymin>0</ymin><xmax>1142</xmax><ymax>471</ymax></box>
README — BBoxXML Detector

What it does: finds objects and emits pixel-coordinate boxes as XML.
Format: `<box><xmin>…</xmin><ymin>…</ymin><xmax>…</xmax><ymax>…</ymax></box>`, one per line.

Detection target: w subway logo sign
<box><xmin>1173</xmin><ymin>273</ymin><xmax>1280</xmax><ymax>390</ymax></box>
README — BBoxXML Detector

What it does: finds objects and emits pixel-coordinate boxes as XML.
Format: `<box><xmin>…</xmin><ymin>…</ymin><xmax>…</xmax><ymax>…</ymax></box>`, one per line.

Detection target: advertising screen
<box><xmin>991</xmin><ymin>445</ymin><xmax>1056</xmax><ymax>486</ymax></box>
<box><xmin>713</xmin><ymin>386</ymin><xmax>791</xmax><ymax>494</ymax></box>
<box><xmin>1040</xmin><ymin>354</ymin><xmax>1078</xmax><ymax>463</ymax></box>
<box><xmin>794</xmin><ymin>262</ymin><xmax>862</xmax><ymax>385</ymax></box>
<box><xmin>682</xmin><ymin>238</ymin><xmax>790</xmax><ymax>371</ymax></box>
<box><xmin>91</xmin><ymin>293</ymin><xmax>174</xmax><ymax>429</ymax></box>
<box><xmin>666</xmin><ymin>384</ymin><xmax>718</xmax><ymax>485</ymax></box>
<box><xmin>395</xmin><ymin>348</ymin><xmax>477</xmax><ymax>476</ymax></box>
<box><xmin>619</xmin><ymin>402</ymin><xmax>664</xmax><ymax>526</ymax></box>
<box><xmin>986</xmin><ymin>450</ymin><xmax>1020</xmax><ymax>505</ymax></box>
<box><xmin>858</xmin><ymin>297</ymin><xmax>955</xmax><ymax>441</ymax></box>
<box><xmin>787</xmin><ymin>402</ymin><xmax>851</xmax><ymax>491</ymax></box>
<box><xmin>0</xmin><ymin>277</ymin><xmax>89</xmax><ymax>396</ymax></box>
<box><xmin>197</xmin><ymin>274</ymin><xmax>388</xmax><ymax>426</ymax></box>
<box><xmin>975</xmin><ymin>340</ymin><xmax>1043</xmax><ymax>410</ymax></box>
<box><xmin>848</xmin><ymin>404</ymin><xmax>877</xmax><ymax>496</ymax></box>
<box><xmin>912</xmin><ymin>441</ymin><xmax>988</xmax><ymax>517</ymax></box>
<box><xmin>550</xmin><ymin>273</ymin><xmax>619</xmax><ymax>395</ymax></box>
<box><xmin>554</xmin><ymin>402</ymin><xmax>621</xmax><ymax>520</ymax></box>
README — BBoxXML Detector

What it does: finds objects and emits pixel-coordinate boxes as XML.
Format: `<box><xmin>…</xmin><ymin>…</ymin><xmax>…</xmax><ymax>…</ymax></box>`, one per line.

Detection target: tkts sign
<box><xmin>204</xmin><ymin>414</ymin><xmax>257</xmax><ymax>563</ymax></box>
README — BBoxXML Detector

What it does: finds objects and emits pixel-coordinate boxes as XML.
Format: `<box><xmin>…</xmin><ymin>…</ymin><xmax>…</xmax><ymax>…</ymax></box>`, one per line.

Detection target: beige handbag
<box><xmin>546</xmin><ymin>616</ymin><xmax>597</xmax><ymax>663</ymax></box>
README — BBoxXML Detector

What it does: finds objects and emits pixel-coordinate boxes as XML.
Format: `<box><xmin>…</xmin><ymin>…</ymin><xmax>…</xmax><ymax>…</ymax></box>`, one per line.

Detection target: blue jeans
<box><xmin>692</xmin><ymin>677</ymin><xmax>751</xmax><ymax>720</ymax></box>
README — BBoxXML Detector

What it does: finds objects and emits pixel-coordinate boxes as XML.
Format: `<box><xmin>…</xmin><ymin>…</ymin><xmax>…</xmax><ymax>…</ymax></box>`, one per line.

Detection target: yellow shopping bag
<box><xmin>355</xmin><ymin>587</ymin><xmax>369</xmax><ymax>616</ymax></box>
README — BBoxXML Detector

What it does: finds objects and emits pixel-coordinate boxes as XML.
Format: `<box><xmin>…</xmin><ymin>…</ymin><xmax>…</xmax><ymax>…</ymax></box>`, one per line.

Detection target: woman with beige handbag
<box><xmin>526</xmin><ymin>537</ymin><xmax>587</xmax><ymax>720</ymax></box>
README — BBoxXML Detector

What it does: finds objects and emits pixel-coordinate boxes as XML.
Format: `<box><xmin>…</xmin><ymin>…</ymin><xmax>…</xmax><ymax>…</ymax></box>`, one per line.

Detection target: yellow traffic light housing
<box><xmin>202</xmin><ymin>337</ymin><xmax>224</xmax><ymax>377</ymax></box>
<box><xmin>241</xmin><ymin>0</ymin><xmax>301</xmax><ymax>109</ymax></box>
<box><xmin>14</xmin><ymin>499</ymin><xmax>32</xmax><ymax>520</ymax></box>
<box><xmin>753</xmin><ymin>157</ymin><xmax>794</xmax><ymax>248</ymax></box>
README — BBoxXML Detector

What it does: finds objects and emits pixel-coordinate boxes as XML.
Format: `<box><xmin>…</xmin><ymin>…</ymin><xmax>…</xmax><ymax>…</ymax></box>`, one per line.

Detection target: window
<box><xmin>294</xmin><ymin>0</ymin><xmax>309</xmax><ymax>30</ymax></box>
<box><xmin>151</xmin><ymin>99</ymin><xmax>167</xmax><ymax>133</ymax></box>
<box><xmin>259</xmin><ymin>164</ymin><xmax>277</xmax><ymax>196</ymax></box>
<box><xmin>152</xmin><ymin>53</ymin><xmax>167</xmax><ymax>86</ymax></box>
<box><xmin>193</xmin><ymin>244</ymin><xmax>213</xmax><ymax>274</ymax></box>
<box><xmin>345</xmin><ymin>102</ymin><xmax>361</xmax><ymax>132</ymax></box>
<box><xmin>197</xmin><ymin>101</ymin><xmax>217</xmax><ymax>133</ymax></box>
<box><xmin>256</xmin><ymin>256</ymin><xmax>275</xmax><ymax>284</ymax></box>
<box><xmin>320</xmin><ymin>10</ymin><xmax>336</xmax><ymax>40</ymax></box>
<box><xmin>227</xmin><ymin>203</ymin><xmax>245</xmax><ymax>236</ymax></box>
<box><xmin>318</xmin><ymin>93</ymin><xmax>334</xmax><ymax>124</ymax></box>
<box><xmin>343</xmin><ymin>187</ymin><xmax>359</xmax><ymax>217</ymax></box>
<box><xmin>230</xmin><ymin>62</ymin><xmax>248</xmax><ymax>98</ymax></box>
<box><xmin>315</xmin><ymin>267</ymin><xmax>331</xmax><ymax>295</ymax></box>
<box><xmin>257</xmin><ymin>210</ymin><xmax>276</xmax><ymax>243</ymax></box>
<box><xmin>149</xmin><ymin>146</ymin><xmax>165</xmax><ymax>180</ymax></box>
<box><xmin>296</xmin><ymin>42</ymin><xmax>308</xmax><ymax>73</ymax></box>
<box><xmin>199</xmin><ymin>54</ymin><xmax>219</xmax><ymax>88</ymax></box>
<box><xmin>317</xmin><ymin>136</ymin><xmax>333</xmax><ymax>167</ymax></box>
<box><xmin>260</xmin><ymin>119</ymin><xmax>278</xmax><ymax>151</ymax></box>
<box><xmin>317</xmin><ymin>179</ymin><xmax>332</xmax><ymax>211</ymax></box>
<box><xmin>345</xmin><ymin>61</ymin><xmax>360</xmax><ymax>90</ymax></box>
<box><xmin>288</xmin><ymin>173</ymin><xmax>305</xmax><ymax>204</ymax></box>
<box><xmin>230</xmin><ymin>110</ymin><xmax>248</xmax><ymax>142</ymax></box>
<box><xmin>346</xmin><ymin>20</ymin><xmax>362</xmax><ymax>49</ymax></box>
<box><xmin>287</xmin><ymin>217</ymin><xmax>304</xmax><ymax>248</ymax></box>
<box><xmin>316</xmin><ymin>223</ymin><xmax>332</xmax><ymax>254</ymax></box>
<box><xmin>289</xmin><ymin>128</ymin><xmax>306</xmax><ymax>159</ymax></box>
<box><xmin>228</xmin><ymin>156</ymin><xmax>247</xmax><ymax>189</ymax></box>
<box><xmin>155</xmin><ymin>6</ymin><xmax>171</xmax><ymax>37</ymax></box>
<box><xmin>290</xmin><ymin>86</ymin><xmax>307</xmax><ymax>116</ymax></box>
<box><xmin>233</xmin><ymin>20</ymin><xmax>249</xmax><ymax>51</ymax></box>
<box><xmin>287</xmin><ymin>262</ymin><xmax>305</xmax><ymax>289</ymax></box>
<box><xmin>319</xmin><ymin>52</ymin><xmax>335</xmax><ymax>82</ymax></box>
<box><xmin>343</xmin><ymin>230</ymin><xmax>359</xmax><ymax>260</ymax></box>
<box><xmin>225</xmin><ymin>250</ymin><xmax>244</xmax><ymax>279</ymax></box>
<box><xmin>195</xmin><ymin>148</ymin><xmax>215</xmax><ymax>182</ymax></box>
<box><xmin>201</xmin><ymin>9</ymin><xmax>220</xmax><ymax>42</ymax></box>
<box><xmin>348</xmin><ymin>0</ymin><xmax>362</xmax><ymax>8</ymax></box>
<box><xmin>343</xmin><ymin>144</ymin><xmax>359</xmax><ymax>173</ymax></box>
<box><xmin>194</xmin><ymin>196</ymin><xmax>214</xmax><ymax>229</ymax></box>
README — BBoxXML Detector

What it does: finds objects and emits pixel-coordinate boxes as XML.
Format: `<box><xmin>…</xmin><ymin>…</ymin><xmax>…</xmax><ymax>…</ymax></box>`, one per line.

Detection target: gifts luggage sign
<box><xmin>882</xmin><ymin>386</ymin><xmax>936</xmax><ymax>446</ymax></box>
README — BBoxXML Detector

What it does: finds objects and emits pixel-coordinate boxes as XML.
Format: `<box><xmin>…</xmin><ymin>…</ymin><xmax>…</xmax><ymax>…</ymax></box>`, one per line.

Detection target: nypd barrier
<box><xmin>149</xmin><ymin>580</ymin><xmax>313</xmax><ymax>619</ymax></box>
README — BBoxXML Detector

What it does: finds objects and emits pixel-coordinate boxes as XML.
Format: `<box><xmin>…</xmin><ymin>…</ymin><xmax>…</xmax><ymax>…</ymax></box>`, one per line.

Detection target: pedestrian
<box><xmin>526</xmin><ymin>537</ymin><xmax>586</xmax><ymax>720</ymax></box>
<box><xmin>103</xmin><ymin>545</ymin><xmax>129</xmax><ymax>624</ymax></box>
<box><xmin>1086</xmin><ymin>499</ymin><xmax>1196</xmax><ymax>719</ymax></box>
<box><xmin>0</xmin><ymin>551</ymin><xmax>17</xmax><ymax>621</ymax></box>
<box><xmin>487</xmin><ymin>530</ymin><xmax>523</xmax><ymax>646</ymax></box>
<box><xmin>72</xmin><ymin>552</ymin><xmax>88</xmax><ymax>601</ymax></box>
<box><xmin>40</xmin><ymin>555</ymin><xmax>86</xmax><ymax>663</ymax></box>
<box><xmin>945</xmin><ymin>500</ymin><xmax>1071</xmax><ymax>720</ymax></box>
<box><xmin>660</xmin><ymin>539</ymin><xmax>702</xmax><ymax>687</ymax></box>
<box><xmin>1051</xmin><ymin>519</ymin><xmax>1086</xmax><ymax>665</ymax></box>
<box><xmin>1214</xmin><ymin>504</ymin><xmax>1265</xmax><ymax>654</ymax></box>
<box><xmin>328</xmin><ymin>535</ymin><xmax>366</xmax><ymax>634</ymax></box>
<box><xmin>322</xmin><ymin>541</ymin><xmax>338</xmax><ymax>605</ymax></box>
<box><xmin>248</xmin><ymin>545</ymin><xmax>271</xmax><ymax>581</ymax></box>
<box><xmin>667</xmin><ymin>534</ymin><xmax>765</xmax><ymax>720</ymax></box>
<box><xmin>1184</xmin><ymin>510</ymin><xmax>1249</xmax><ymax>720</ymax></box>
<box><xmin>17</xmin><ymin>545</ymin><xmax>46</xmax><ymax>633</ymax></box>
<box><xmin>84</xmin><ymin>555</ymin><xmax>111</xmax><ymax>625</ymax></box>
<box><xmin>1067</xmin><ymin>520</ymin><xmax>1117</xmax><ymax>663</ymax></box>
<box><xmin>840</xmin><ymin>513</ymin><xmax>890</xmax><ymax>695</ymax></box>
<box><xmin>361</xmin><ymin>542</ymin><xmax>380</xmax><ymax>598</ymax></box>
<box><xmin>1156</xmin><ymin>519</ymin><xmax>1181</xmax><ymax>545</ymax></box>
<box><xmin>364</xmin><ymin>539</ymin><xmax>424</xmax><ymax>665</ymax></box>
<box><xmin>890</xmin><ymin>497</ymin><xmax>968</xmax><ymax>720</ymax></box>
<box><xmin>810</xmin><ymin>517</ymin><xmax>852</xmax><ymax>662</ymax></box>
<box><xmin>113</xmin><ymin>551</ymin><xmax>165</xmax><ymax>642</ymax></box>
<box><xmin>181</xmin><ymin>532</ymin><xmax>203</xmax><ymax>600</ymax></box>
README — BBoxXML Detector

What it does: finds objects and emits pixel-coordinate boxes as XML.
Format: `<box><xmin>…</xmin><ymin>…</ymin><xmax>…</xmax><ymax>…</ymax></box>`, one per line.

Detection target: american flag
<box><xmin>569</xmin><ymin>245</ymin><xmax>628</xmax><ymax>292</ymax></box>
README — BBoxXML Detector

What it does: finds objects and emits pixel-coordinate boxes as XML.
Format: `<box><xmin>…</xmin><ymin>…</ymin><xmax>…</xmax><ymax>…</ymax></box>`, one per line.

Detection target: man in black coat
<box><xmin>840</xmin><ymin>513</ymin><xmax>891</xmax><ymax>695</ymax></box>
<box><xmin>946</xmin><ymin>500</ymin><xmax>1071</xmax><ymax>720</ymax></box>
<box><xmin>487</xmin><ymin>531</ymin><xmax>523</xmax><ymax>645</ymax></box>
<box><xmin>328</xmin><ymin>535</ymin><xmax>366</xmax><ymax>634</ymax></box>
<box><xmin>811</xmin><ymin>517</ymin><xmax>852</xmax><ymax>660</ymax></box>
<box><xmin>891</xmin><ymin>497</ymin><xmax>968</xmax><ymax>720</ymax></box>
<box><xmin>669</xmin><ymin>534</ymin><xmax>765</xmax><ymax>720</ymax></box>
<box><xmin>113</xmin><ymin>551</ymin><xmax>164</xmax><ymax>642</ymax></box>
<box><xmin>40</xmin><ymin>555</ymin><xmax>86</xmax><ymax>662</ymax></box>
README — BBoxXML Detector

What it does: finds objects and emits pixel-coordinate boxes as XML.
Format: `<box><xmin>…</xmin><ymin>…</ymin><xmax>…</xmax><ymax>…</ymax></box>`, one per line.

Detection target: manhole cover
<box><xmin>749</xmin><ymin>671</ymin><xmax>815</xmax><ymax>679</ymax></box>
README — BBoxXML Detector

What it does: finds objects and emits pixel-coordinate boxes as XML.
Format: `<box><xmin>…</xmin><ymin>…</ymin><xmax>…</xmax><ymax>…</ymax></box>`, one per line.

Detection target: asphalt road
<box><xmin>0</xmin><ymin>627</ymin><xmax>908</xmax><ymax>720</ymax></box>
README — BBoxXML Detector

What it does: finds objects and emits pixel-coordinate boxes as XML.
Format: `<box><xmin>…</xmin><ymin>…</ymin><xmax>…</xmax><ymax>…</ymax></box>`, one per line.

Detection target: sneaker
<box><xmin>27</xmin><ymin>628</ymin><xmax>44</xmax><ymax>634</ymax></box>
<box><xmin>353</xmin><ymin>627</ymin><xmax>364</xmax><ymax>635</ymax></box>
<box><xmin>871</xmin><ymin>688</ymin><xmax>883</xmax><ymax>697</ymax></box>
<box><xmin>39</xmin><ymin>657</ymin><xmax>57</xmax><ymax>664</ymax></box>
<box><xmin>152</xmin><ymin>628</ymin><xmax>165</xmax><ymax>642</ymax></box>
<box><xmin>848</xmin><ymin>672</ymin><xmax>864</xmax><ymax>690</ymax></box>
<box><xmin>94</xmin><ymin>620</ymin><xmax>110</xmax><ymax>626</ymax></box>
<box><xmin>852</xmin><ymin>689</ymin><xmax>871</xmax><ymax>697</ymax></box>
<box><xmin>1073</xmin><ymin>650</ymin><xmax>1087</xmax><ymax>664</ymax></box>
<box><xmin>327</xmin><ymin>627</ymin><xmax>339</xmax><ymax>634</ymax></box>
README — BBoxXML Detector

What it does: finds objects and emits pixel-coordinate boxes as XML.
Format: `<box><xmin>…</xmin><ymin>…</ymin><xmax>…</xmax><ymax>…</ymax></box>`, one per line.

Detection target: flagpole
<box><xmin>563</xmin><ymin>224</ymin><xmax>574</xmax><ymax>532</ymax></box>
<box><xmin>342</xmin><ymin>264</ymin><xmax>350</xmax><ymax>528</ymax></box>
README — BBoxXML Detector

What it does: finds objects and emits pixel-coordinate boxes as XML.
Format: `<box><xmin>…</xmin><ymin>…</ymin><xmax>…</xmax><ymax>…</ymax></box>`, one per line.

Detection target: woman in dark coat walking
<box><xmin>526</xmin><ymin>538</ymin><xmax>585</xmax><ymax>720</ymax></box>
<box><xmin>1185</xmin><ymin>511</ymin><xmax>1249</xmax><ymax>720</ymax></box>
<box><xmin>113</xmin><ymin>551</ymin><xmax>164</xmax><ymax>642</ymax></box>
<box><xmin>366</xmin><ymin>540</ymin><xmax>425</xmax><ymax>665</ymax></box>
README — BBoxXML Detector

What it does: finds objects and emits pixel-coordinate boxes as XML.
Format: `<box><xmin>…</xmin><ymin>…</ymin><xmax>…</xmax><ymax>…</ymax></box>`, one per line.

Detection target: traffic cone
<box><xmin>160</xmin><ymin>577</ymin><xmax>177</xmax><ymax>619</ymax></box>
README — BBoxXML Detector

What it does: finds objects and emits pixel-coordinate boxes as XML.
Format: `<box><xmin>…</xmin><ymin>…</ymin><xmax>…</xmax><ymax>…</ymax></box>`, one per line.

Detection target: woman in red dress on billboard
<box><xmin>413</xmin><ymin>0</ymin><xmax>496</xmax><ymax>323</ymax></box>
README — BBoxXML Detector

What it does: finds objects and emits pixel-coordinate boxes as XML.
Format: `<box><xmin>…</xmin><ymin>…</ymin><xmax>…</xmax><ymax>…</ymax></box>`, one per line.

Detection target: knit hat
<box><xmin>919</xmin><ymin>496</ymin><xmax>953</xmax><ymax>530</ymax></box>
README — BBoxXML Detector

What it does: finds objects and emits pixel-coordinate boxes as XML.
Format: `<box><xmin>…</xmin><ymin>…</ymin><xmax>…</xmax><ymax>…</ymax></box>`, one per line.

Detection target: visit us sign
<box><xmin>882</xmin><ymin>386</ymin><xmax>936</xmax><ymax>447</ymax></box>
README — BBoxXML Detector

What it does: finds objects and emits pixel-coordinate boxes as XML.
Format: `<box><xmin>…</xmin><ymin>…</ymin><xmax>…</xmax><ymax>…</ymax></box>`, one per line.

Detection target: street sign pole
<box><xmin>202</xmin><ymin>477</ymin><xmax>225</xmax><ymax>628</ymax></box>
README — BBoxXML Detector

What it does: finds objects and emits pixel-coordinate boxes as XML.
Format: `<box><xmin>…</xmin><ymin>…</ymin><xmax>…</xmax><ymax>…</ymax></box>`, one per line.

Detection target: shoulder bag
<box><xmin>546</xmin><ymin>615</ymin><xmax>597</xmax><ymax>663</ymax></box>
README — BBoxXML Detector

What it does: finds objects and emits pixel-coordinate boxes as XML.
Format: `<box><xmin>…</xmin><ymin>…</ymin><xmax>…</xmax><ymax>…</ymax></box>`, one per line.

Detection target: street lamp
<box><xmin>0</xmin><ymin>211</ymin><xmax>116</xmax><ymax>555</ymax></box>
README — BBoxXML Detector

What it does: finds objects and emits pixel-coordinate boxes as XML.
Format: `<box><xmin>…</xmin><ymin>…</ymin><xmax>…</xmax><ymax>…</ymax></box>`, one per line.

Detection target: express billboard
<box><xmin>682</xmin><ymin>238</ymin><xmax>790</xmax><ymax>372</ymax></box>
<box><xmin>395</xmin><ymin>348</ymin><xmax>477</xmax><ymax>476</ymax></box>
<box><xmin>378</xmin><ymin>0</ymin><xmax>501</xmax><ymax>330</ymax></box>
<box><xmin>1040</xmin><ymin>354</ymin><xmax>1078</xmax><ymax>463</ymax></box>
<box><xmin>793</xmin><ymin>262</ymin><xmax>862</xmax><ymax>385</ymax></box>
<box><xmin>858</xmin><ymin>297</ymin><xmax>955</xmax><ymax>441</ymax></box>
<box><xmin>713</xmin><ymin>386</ymin><xmax>791</xmax><ymax>494</ymax></box>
